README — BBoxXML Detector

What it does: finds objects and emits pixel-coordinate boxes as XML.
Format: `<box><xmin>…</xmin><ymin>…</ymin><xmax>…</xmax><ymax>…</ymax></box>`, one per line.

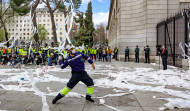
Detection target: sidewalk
<box><xmin>0</xmin><ymin>61</ymin><xmax>189</xmax><ymax>111</ymax></box>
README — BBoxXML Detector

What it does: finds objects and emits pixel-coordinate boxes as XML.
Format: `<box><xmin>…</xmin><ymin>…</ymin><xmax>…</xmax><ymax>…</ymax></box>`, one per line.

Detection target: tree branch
<box><xmin>42</xmin><ymin>0</ymin><xmax>47</xmax><ymax>5</ymax></box>
<box><xmin>52</xmin><ymin>0</ymin><xmax>62</xmax><ymax>13</ymax></box>
<box><xmin>1</xmin><ymin>5</ymin><xmax>10</xmax><ymax>18</ymax></box>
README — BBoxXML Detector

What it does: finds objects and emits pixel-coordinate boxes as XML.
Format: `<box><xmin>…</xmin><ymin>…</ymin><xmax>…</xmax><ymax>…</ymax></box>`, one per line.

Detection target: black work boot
<box><xmin>86</xmin><ymin>95</ymin><xmax>94</xmax><ymax>102</ymax></box>
<box><xmin>52</xmin><ymin>93</ymin><xmax>63</xmax><ymax>104</ymax></box>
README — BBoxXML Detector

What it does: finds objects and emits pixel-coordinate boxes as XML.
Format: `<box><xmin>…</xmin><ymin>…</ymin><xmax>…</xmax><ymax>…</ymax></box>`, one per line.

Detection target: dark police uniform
<box><xmin>135</xmin><ymin>47</ymin><xmax>140</xmax><ymax>63</ymax></box>
<box><xmin>144</xmin><ymin>47</ymin><xmax>150</xmax><ymax>63</ymax></box>
<box><xmin>125</xmin><ymin>48</ymin><xmax>130</xmax><ymax>62</ymax></box>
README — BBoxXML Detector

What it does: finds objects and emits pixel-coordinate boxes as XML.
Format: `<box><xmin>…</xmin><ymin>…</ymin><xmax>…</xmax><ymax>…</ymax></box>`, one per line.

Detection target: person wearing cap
<box><xmin>47</xmin><ymin>47</ymin><xmax>54</xmax><ymax>66</ymax></box>
<box><xmin>93</xmin><ymin>47</ymin><xmax>97</xmax><ymax>61</ymax></box>
<box><xmin>52</xmin><ymin>46</ymin><xmax>95</xmax><ymax>104</ymax></box>
<box><xmin>144</xmin><ymin>45</ymin><xmax>150</xmax><ymax>63</ymax></box>
<box><xmin>125</xmin><ymin>46</ymin><xmax>130</xmax><ymax>62</ymax></box>
<box><xmin>14</xmin><ymin>45</ymin><xmax>19</xmax><ymax>55</ymax></box>
<box><xmin>0</xmin><ymin>47</ymin><xmax>3</xmax><ymax>62</ymax></box>
<box><xmin>135</xmin><ymin>45</ymin><xmax>140</xmax><ymax>63</ymax></box>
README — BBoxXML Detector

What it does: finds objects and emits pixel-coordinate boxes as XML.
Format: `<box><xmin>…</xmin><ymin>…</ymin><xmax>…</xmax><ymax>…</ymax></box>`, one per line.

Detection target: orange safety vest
<box><xmin>107</xmin><ymin>49</ymin><xmax>112</xmax><ymax>54</ymax></box>
<box><xmin>3</xmin><ymin>49</ymin><xmax>6</xmax><ymax>54</ymax></box>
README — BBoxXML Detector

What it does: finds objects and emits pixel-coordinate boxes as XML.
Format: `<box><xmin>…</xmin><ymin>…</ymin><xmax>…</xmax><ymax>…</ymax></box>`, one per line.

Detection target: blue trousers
<box><xmin>48</xmin><ymin>57</ymin><xmax>52</xmax><ymax>65</ymax></box>
<box><xmin>99</xmin><ymin>53</ymin><xmax>102</xmax><ymax>60</ymax></box>
<box><xmin>67</xmin><ymin>71</ymin><xmax>94</xmax><ymax>89</ymax></box>
<box><xmin>162</xmin><ymin>58</ymin><xmax>167</xmax><ymax>70</ymax></box>
<box><xmin>115</xmin><ymin>53</ymin><xmax>118</xmax><ymax>60</ymax></box>
<box><xmin>107</xmin><ymin>54</ymin><xmax>111</xmax><ymax>62</ymax></box>
<box><xmin>93</xmin><ymin>54</ymin><xmax>96</xmax><ymax>61</ymax></box>
<box><xmin>90</xmin><ymin>54</ymin><xmax>93</xmax><ymax>60</ymax></box>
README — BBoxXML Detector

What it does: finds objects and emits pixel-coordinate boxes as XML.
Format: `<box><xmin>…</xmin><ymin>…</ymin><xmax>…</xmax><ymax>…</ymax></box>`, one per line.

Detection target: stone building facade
<box><xmin>7</xmin><ymin>8</ymin><xmax>65</xmax><ymax>45</ymax></box>
<box><xmin>107</xmin><ymin>0</ymin><xmax>190</xmax><ymax>61</ymax></box>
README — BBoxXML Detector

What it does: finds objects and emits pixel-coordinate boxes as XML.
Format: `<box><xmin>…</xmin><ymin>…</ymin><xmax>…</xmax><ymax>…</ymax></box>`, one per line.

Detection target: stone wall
<box><xmin>107</xmin><ymin>0</ymin><xmax>190</xmax><ymax>61</ymax></box>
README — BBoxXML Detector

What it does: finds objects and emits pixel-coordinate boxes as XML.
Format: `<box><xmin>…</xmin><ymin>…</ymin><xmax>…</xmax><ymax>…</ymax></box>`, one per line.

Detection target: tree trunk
<box><xmin>1</xmin><ymin>19</ymin><xmax>9</xmax><ymax>47</ymax></box>
<box><xmin>49</xmin><ymin>10</ymin><xmax>57</xmax><ymax>44</ymax></box>
<box><xmin>31</xmin><ymin>0</ymin><xmax>40</xmax><ymax>49</ymax></box>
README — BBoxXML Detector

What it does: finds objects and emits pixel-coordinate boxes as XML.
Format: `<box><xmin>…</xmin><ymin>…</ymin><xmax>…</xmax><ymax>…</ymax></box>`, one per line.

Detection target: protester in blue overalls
<box><xmin>52</xmin><ymin>45</ymin><xmax>95</xmax><ymax>104</ymax></box>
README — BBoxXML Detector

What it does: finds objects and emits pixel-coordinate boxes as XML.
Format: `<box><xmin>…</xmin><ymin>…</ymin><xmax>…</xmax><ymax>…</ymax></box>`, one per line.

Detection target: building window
<box><xmin>44</xmin><ymin>20</ymin><xmax>45</xmax><ymax>22</ymax></box>
<box><xmin>24</xmin><ymin>29</ymin><xmax>26</xmax><ymax>31</ymax></box>
<box><xmin>27</xmin><ymin>24</ymin><xmax>29</xmax><ymax>26</ymax></box>
<box><xmin>60</xmin><ymin>15</ymin><xmax>62</xmax><ymax>17</ymax></box>
<box><xmin>47</xmin><ymin>37</ymin><xmax>49</xmax><ymax>39</ymax></box>
<box><xmin>20</xmin><ymin>20</ymin><xmax>22</xmax><ymax>22</ymax></box>
<box><xmin>20</xmin><ymin>29</ymin><xmax>22</xmax><ymax>31</ymax></box>
<box><xmin>56</xmin><ymin>19</ymin><xmax>58</xmax><ymax>21</ymax></box>
<box><xmin>44</xmin><ymin>15</ymin><xmax>46</xmax><ymax>17</ymax></box>
<box><xmin>48</xmin><ymin>15</ymin><xmax>50</xmax><ymax>17</ymax></box>
<box><xmin>27</xmin><ymin>33</ymin><xmax>29</xmax><ymax>35</ymax></box>
<box><xmin>27</xmin><ymin>37</ymin><xmax>29</xmax><ymax>40</ymax></box>
<box><xmin>20</xmin><ymin>37</ymin><xmax>22</xmax><ymax>39</ymax></box>
<box><xmin>60</xmin><ymin>28</ymin><xmax>62</xmax><ymax>30</ymax></box>
<box><xmin>48</xmin><ymin>19</ymin><xmax>49</xmax><ymax>22</ymax></box>
<box><xmin>28</xmin><ymin>29</ymin><xmax>29</xmax><ymax>31</ymax></box>
<box><xmin>56</xmin><ymin>24</ymin><xmax>58</xmax><ymax>26</ymax></box>
<box><xmin>60</xmin><ymin>32</ymin><xmax>62</xmax><ymax>35</ymax></box>
<box><xmin>56</xmin><ymin>15</ymin><xmax>58</xmax><ymax>17</ymax></box>
<box><xmin>60</xmin><ymin>19</ymin><xmax>62</xmax><ymax>21</ymax></box>
<box><xmin>24</xmin><ymin>37</ymin><xmax>25</xmax><ymax>40</ymax></box>
<box><xmin>12</xmin><ymin>29</ymin><xmax>14</xmax><ymax>31</ymax></box>
<box><xmin>23</xmin><ymin>33</ymin><xmax>25</xmax><ymax>35</ymax></box>
<box><xmin>16</xmin><ymin>25</ymin><xmax>18</xmax><ymax>27</ymax></box>
<box><xmin>52</xmin><ymin>37</ymin><xmax>53</xmax><ymax>40</ymax></box>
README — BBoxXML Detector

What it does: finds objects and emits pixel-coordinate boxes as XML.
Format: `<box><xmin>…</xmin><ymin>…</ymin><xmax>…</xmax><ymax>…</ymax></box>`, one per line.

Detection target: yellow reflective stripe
<box><xmin>87</xmin><ymin>87</ymin><xmax>94</xmax><ymax>95</ymax></box>
<box><xmin>61</xmin><ymin>87</ymin><xmax>71</xmax><ymax>96</ymax></box>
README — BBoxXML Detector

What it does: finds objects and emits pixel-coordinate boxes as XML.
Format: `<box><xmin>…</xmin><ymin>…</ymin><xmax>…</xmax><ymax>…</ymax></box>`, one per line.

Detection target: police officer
<box><xmin>52</xmin><ymin>46</ymin><xmax>95</xmax><ymax>104</ymax></box>
<box><xmin>54</xmin><ymin>48</ymin><xmax>59</xmax><ymax>65</ymax></box>
<box><xmin>98</xmin><ymin>47</ymin><xmax>103</xmax><ymax>61</ymax></box>
<box><xmin>125</xmin><ymin>47</ymin><xmax>130</xmax><ymax>62</ymax></box>
<box><xmin>135</xmin><ymin>45</ymin><xmax>140</xmax><ymax>63</ymax></box>
<box><xmin>160</xmin><ymin>45</ymin><xmax>168</xmax><ymax>70</ymax></box>
<box><xmin>47</xmin><ymin>47</ymin><xmax>54</xmax><ymax>66</ymax></box>
<box><xmin>0</xmin><ymin>47</ymin><xmax>3</xmax><ymax>62</ymax></box>
<box><xmin>14</xmin><ymin>45</ymin><xmax>19</xmax><ymax>55</ymax></box>
<box><xmin>144</xmin><ymin>45</ymin><xmax>150</xmax><ymax>63</ymax></box>
<box><xmin>93</xmin><ymin>47</ymin><xmax>97</xmax><ymax>61</ymax></box>
<box><xmin>90</xmin><ymin>47</ymin><xmax>93</xmax><ymax>60</ymax></box>
<box><xmin>114</xmin><ymin>47</ymin><xmax>118</xmax><ymax>60</ymax></box>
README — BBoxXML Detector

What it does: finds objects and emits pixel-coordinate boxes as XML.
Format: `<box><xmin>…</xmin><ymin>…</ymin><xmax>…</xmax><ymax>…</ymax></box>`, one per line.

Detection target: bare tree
<box><xmin>95</xmin><ymin>23</ymin><xmax>106</xmax><ymax>43</ymax></box>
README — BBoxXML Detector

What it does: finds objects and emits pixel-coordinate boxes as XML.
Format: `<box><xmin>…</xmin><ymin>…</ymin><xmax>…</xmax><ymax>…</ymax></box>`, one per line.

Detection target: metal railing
<box><xmin>157</xmin><ymin>9</ymin><xmax>190</xmax><ymax>67</ymax></box>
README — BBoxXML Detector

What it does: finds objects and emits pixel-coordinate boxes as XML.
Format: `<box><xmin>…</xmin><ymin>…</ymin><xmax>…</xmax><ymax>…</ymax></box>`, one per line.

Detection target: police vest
<box><xmin>7</xmin><ymin>48</ymin><xmax>12</xmax><ymax>54</ymax></box>
<box><xmin>22</xmin><ymin>50</ymin><xmax>27</xmax><ymax>56</ymax></box>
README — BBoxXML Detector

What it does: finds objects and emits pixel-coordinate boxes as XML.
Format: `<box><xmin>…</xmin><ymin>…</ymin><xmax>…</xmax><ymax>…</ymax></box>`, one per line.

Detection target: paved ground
<box><xmin>0</xmin><ymin>61</ymin><xmax>189</xmax><ymax>111</ymax></box>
